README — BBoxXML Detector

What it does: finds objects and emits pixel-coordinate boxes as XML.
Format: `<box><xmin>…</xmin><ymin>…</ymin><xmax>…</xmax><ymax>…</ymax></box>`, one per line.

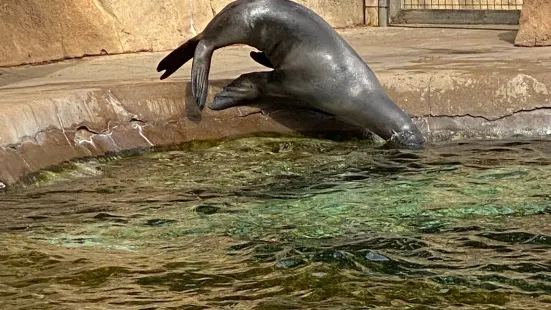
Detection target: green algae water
<box><xmin>1</xmin><ymin>136</ymin><xmax>550</xmax><ymax>309</ymax></box>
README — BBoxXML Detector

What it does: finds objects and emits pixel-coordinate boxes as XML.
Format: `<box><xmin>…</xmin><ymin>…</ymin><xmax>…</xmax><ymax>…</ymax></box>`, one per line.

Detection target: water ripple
<box><xmin>1</xmin><ymin>137</ymin><xmax>551</xmax><ymax>309</ymax></box>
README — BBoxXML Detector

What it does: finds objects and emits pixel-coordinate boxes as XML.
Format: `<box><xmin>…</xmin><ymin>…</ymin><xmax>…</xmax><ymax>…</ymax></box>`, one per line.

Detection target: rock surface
<box><xmin>514</xmin><ymin>0</ymin><xmax>551</xmax><ymax>47</ymax></box>
<box><xmin>0</xmin><ymin>0</ymin><xmax>365</xmax><ymax>67</ymax></box>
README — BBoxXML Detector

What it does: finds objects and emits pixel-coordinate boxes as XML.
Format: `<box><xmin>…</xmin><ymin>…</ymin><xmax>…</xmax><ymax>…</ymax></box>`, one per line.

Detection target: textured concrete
<box><xmin>1</xmin><ymin>27</ymin><xmax>551</xmax><ymax>186</ymax></box>
<box><xmin>0</xmin><ymin>0</ymin><xmax>365</xmax><ymax>67</ymax></box>
<box><xmin>515</xmin><ymin>0</ymin><xmax>551</xmax><ymax>47</ymax></box>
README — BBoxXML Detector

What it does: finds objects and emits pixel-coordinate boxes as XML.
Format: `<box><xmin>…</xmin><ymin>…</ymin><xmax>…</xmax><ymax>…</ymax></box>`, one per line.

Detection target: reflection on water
<box><xmin>1</xmin><ymin>136</ymin><xmax>550</xmax><ymax>309</ymax></box>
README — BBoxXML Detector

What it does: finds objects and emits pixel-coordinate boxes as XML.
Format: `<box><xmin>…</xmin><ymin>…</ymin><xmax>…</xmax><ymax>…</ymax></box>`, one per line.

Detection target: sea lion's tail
<box><xmin>157</xmin><ymin>35</ymin><xmax>201</xmax><ymax>80</ymax></box>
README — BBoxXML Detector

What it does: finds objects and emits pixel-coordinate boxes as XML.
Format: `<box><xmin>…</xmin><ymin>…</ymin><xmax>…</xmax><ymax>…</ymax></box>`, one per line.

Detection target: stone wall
<box><xmin>0</xmin><ymin>0</ymin><xmax>365</xmax><ymax>67</ymax></box>
<box><xmin>514</xmin><ymin>0</ymin><xmax>551</xmax><ymax>47</ymax></box>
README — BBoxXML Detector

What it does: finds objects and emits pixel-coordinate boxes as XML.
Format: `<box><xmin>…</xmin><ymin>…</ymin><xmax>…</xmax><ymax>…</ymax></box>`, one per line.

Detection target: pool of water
<box><xmin>1</xmin><ymin>136</ymin><xmax>550</xmax><ymax>309</ymax></box>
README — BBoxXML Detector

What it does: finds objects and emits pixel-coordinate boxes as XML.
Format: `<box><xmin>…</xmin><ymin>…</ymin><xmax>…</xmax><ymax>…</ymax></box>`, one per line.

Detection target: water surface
<box><xmin>1</xmin><ymin>136</ymin><xmax>550</xmax><ymax>309</ymax></box>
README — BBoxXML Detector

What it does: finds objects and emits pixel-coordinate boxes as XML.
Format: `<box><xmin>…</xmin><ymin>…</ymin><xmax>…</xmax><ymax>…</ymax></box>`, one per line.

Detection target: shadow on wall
<box><xmin>389</xmin><ymin>25</ymin><xmax>519</xmax><ymax>46</ymax></box>
<box><xmin>497</xmin><ymin>30</ymin><xmax>518</xmax><ymax>44</ymax></box>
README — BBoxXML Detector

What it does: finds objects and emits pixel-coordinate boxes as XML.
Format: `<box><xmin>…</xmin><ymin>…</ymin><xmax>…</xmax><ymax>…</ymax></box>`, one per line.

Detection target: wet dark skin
<box><xmin>157</xmin><ymin>0</ymin><xmax>425</xmax><ymax>149</ymax></box>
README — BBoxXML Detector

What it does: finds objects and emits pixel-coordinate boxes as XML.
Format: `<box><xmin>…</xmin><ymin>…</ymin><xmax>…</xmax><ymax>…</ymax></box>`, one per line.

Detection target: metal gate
<box><xmin>391</xmin><ymin>0</ymin><xmax>523</xmax><ymax>25</ymax></box>
<box><xmin>401</xmin><ymin>0</ymin><xmax>523</xmax><ymax>10</ymax></box>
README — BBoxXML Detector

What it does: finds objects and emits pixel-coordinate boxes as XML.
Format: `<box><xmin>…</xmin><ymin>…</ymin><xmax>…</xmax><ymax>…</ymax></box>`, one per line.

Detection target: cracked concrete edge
<box><xmin>1</xmin><ymin>71</ymin><xmax>551</xmax><ymax>187</ymax></box>
<box><xmin>380</xmin><ymin>70</ymin><xmax>551</xmax><ymax>118</ymax></box>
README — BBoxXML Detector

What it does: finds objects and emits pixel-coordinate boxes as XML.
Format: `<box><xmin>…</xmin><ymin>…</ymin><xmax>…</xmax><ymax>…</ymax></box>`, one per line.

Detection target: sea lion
<box><xmin>157</xmin><ymin>0</ymin><xmax>425</xmax><ymax>149</ymax></box>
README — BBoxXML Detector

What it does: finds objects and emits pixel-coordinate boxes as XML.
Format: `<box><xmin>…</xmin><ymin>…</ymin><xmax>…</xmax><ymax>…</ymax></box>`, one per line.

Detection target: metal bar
<box><xmin>379</xmin><ymin>0</ymin><xmax>390</xmax><ymax>26</ymax></box>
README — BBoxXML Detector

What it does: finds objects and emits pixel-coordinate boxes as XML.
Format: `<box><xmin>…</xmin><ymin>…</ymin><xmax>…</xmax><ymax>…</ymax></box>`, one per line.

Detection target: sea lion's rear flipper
<box><xmin>157</xmin><ymin>35</ymin><xmax>200</xmax><ymax>80</ymax></box>
<box><xmin>209</xmin><ymin>72</ymin><xmax>269</xmax><ymax>110</ymax></box>
<box><xmin>192</xmin><ymin>42</ymin><xmax>214</xmax><ymax>110</ymax></box>
<box><xmin>249</xmin><ymin>51</ymin><xmax>274</xmax><ymax>69</ymax></box>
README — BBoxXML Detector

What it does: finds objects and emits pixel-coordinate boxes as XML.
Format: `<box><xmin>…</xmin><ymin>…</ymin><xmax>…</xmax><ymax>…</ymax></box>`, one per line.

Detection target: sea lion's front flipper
<box><xmin>250</xmin><ymin>51</ymin><xmax>275</xmax><ymax>68</ymax></box>
<box><xmin>191</xmin><ymin>41</ymin><xmax>214</xmax><ymax>110</ymax></box>
<box><xmin>209</xmin><ymin>72</ymin><xmax>270</xmax><ymax>110</ymax></box>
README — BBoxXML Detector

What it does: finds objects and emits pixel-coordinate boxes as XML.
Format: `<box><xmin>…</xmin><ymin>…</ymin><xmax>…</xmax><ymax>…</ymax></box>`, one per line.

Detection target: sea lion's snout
<box><xmin>386</xmin><ymin>127</ymin><xmax>425</xmax><ymax>149</ymax></box>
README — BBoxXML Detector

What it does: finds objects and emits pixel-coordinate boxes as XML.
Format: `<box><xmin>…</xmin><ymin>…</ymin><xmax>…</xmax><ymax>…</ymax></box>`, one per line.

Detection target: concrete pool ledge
<box><xmin>1</xmin><ymin>27</ymin><xmax>551</xmax><ymax>186</ymax></box>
